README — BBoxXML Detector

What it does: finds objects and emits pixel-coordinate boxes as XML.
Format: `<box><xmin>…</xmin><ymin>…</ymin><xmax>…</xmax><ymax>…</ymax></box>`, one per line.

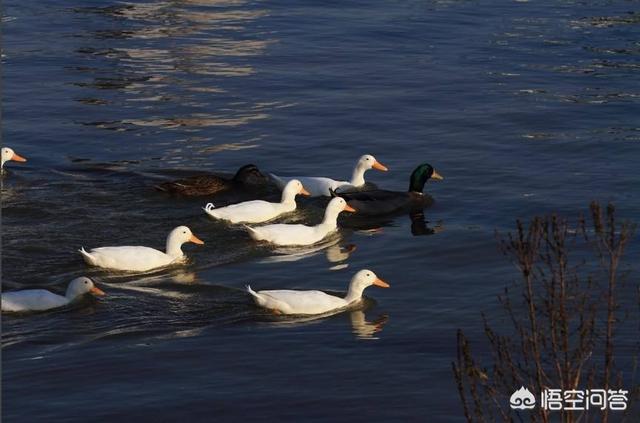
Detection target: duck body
<box><xmin>246</xmin><ymin>269</ymin><xmax>389</xmax><ymax>315</ymax></box>
<box><xmin>155</xmin><ymin>164</ymin><xmax>267</xmax><ymax>197</ymax></box>
<box><xmin>2</xmin><ymin>277</ymin><xmax>105</xmax><ymax>313</ymax></box>
<box><xmin>338</xmin><ymin>191</ymin><xmax>434</xmax><ymax>216</ymax></box>
<box><xmin>204</xmin><ymin>180</ymin><xmax>310</xmax><ymax>224</ymax></box>
<box><xmin>80</xmin><ymin>226</ymin><xmax>204</xmax><ymax>272</ymax></box>
<box><xmin>245</xmin><ymin>197</ymin><xmax>355</xmax><ymax>246</ymax></box>
<box><xmin>336</xmin><ymin>163</ymin><xmax>443</xmax><ymax>216</ymax></box>
<box><xmin>80</xmin><ymin>246</ymin><xmax>179</xmax><ymax>272</ymax></box>
<box><xmin>270</xmin><ymin>154</ymin><xmax>387</xmax><ymax>197</ymax></box>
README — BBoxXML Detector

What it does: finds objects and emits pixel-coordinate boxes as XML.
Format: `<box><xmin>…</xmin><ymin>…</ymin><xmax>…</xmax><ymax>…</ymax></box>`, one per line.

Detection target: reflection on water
<box><xmin>260</xmin><ymin>303</ymin><xmax>388</xmax><ymax>340</ymax></box>
<box><xmin>72</xmin><ymin>0</ymin><xmax>280</xmax><ymax>140</ymax></box>
<box><xmin>349</xmin><ymin>310</ymin><xmax>388</xmax><ymax>340</ymax></box>
<box><xmin>258</xmin><ymin>237</ymin><xmax>356</xmax><ymax>269</ymax></box>
<box><xmin>410</xmin><ymin>211</ymin><xmax>444</xmax><ymax>236</ymax></box>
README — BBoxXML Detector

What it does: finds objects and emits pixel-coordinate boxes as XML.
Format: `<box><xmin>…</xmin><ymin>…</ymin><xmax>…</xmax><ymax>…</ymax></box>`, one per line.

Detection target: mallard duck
<box><xmin>79</xmin><ymin>226</ymin><xmax>204</xmax><ymax>272</ymax></box>
<box><xmin>270</xmin><ymin>154</ymin><xmax>388</xmax><ymax>197</ymax></box>
<box><xmin>1</xmin><ymin>147</ymin><xmax>27</xmax><ymax>173</ymax></box>
<box><xmin>2</xmin><ymin>277</ymin><xmax>105</xmax><ymax>312</ymax></box>
<box><xmin>335</xmin><ymin>163</ymin><xmax>443</xmax><ymax>216</ymax></box>
<box><xmin>204</xmin><ymin>180</ymin><xmax>310</xmax><ymax>224</ymax></box>
<box><xmin>246</xmin><ymin>269</ymin><xmax>389</xmax><ymax>315</ymax></box>
<box><xmin>155</xmin><ymin>164</ymin><xmax>268</xmax><ymax>197</ymax></box>
<box><xmin>244</xmin><ymin>197</ymin><xmax>355</xmax><ymax>246</ymax></box>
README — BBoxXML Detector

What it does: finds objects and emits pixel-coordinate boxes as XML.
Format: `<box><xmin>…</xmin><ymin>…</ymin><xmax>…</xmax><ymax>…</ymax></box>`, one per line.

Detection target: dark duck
<box><xmin>335</xmin><ymin>163</ymin><xmax>443</xmax><ymax>216</ymax></box>
<box><xmin>155</xmin><ymin>164</ymin><xmax>269</xmax><ymax>197</ymax></box>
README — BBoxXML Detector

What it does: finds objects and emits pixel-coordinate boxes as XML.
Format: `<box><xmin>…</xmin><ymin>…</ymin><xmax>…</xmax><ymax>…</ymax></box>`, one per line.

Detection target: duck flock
<box><xmin>1</xmin><ymin>146</ymin><xmax>442</xmax><ymax>317</ymax></box>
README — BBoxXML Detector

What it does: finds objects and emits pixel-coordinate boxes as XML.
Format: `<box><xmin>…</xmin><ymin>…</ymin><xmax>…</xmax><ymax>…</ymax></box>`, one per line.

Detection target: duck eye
<box><xmin>84</xmin><ymin>281</ymin><xmax>88</xmax><ymax>284</ymax></box>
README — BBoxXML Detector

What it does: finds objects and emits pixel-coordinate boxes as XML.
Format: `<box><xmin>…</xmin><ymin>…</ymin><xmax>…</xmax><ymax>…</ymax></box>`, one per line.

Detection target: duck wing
<box><xmin>256</xmin><ymin>289</ymin><xmax>346</xmax><ymax>315</ymax></box>
<box><xmin>155</xmin><ymin>174</ymin><xmax>231</xmax><ymax>196</ymax></box>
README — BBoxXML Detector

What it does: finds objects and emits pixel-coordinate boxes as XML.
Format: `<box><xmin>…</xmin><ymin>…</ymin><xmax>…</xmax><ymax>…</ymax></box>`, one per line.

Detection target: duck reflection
<box><xmin>261</xmin><ymin>307</ymin><xmax>388</xmax><ymax>340</ymax></box>
<box><xmin>342</xmin><ymin>211</ymin><xmax>443</xmax><ymax>237</ymax></box>
<box><xmin>257</xmin><ymin>239</ymin><xmax>356</xmax><ymax>269</ymax></box>
<box><xmin>409</xmin><ymin>211</ymin><xmax>444</xmax><ymax>236</ymax></box>
<box><xmin>349</xmin><ymin>310</ymin><xmax>388</xmax><ymax>340</ymax></box>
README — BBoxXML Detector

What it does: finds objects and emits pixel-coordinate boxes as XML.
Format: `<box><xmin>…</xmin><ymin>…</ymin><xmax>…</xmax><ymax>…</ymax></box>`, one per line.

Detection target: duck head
<box><xmin>409</xmin><ymin>163</ymin><xmax>443</xmax><ymax>193</ymax></box>
<box><xmin>1</xmin><ymin>147</ymin><xmax>27</xmax><ymax>169</ymax></box>
<box><xmin>65</xmin><ymin>277</ymin><xmax>106</xmax><ymax>300</ymax></box>
<box><xmin>281</xmin><ymin>179</ymin><xmax>311</xmax><ymax>203</ymax></box>
<box><xmin>351</xmin><ymin>154</ymin><xmax>388</xmax><ymax>186</ymax></box>
<box><xmin>233</xmin><ymin>164</ymin><xmax>268</xmax><ymax>186</ymax></box>
<box><xmin>345</xmin><ymin>269</ymin><xmax>390</xmax><ymax>302</ymax></box>
<box><xmin>321</xmin><ymin>197</ymin><xmax>356</xmax><ymax>226</ymax></box>
<box><xmin>166</xmin><ymin>225</ymin><xmax>204</xmax><ymax>258</ymax></box>
<box><xmin>358</xmin><ymin>154</ymin><xmax>388</xmax><ymax>172</ymax></box>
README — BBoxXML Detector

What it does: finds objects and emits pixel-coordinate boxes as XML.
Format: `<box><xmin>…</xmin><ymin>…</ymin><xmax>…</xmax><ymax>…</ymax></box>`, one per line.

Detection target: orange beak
<box><xmin>11</xmin><ymin>153</ymin><xmax>27</xmax><ymax>163</ymax></box>
<box><xmin>90</xmin><ymin>286</ymin><xmax>106</xmax><ymax>296</ymax></box>
<box><xmin>431</xmin><ymin>170</ymin><xmax>444</xmax><ymax>180</ymax></box>
<box><xmin>373</xmin><ymin>277</ymin><xmax>390</xmax><ymax>288</ymax></box>
<box><xmin>372</xmin><ymin>161</ymin><xmax>388</xmax><ymax>172</ymax></box>
<box><xmin>299</xmin><ymin>186</ymin><xmax>311</xmax><ymax>196</ymax></box>
<box><xmin>344</xmin><ymin>204</ymin><xmax>356</xmax><ymax>213</ymax></box>
<box><xmin>190</xmin><ymin>234</ymin><xmax>205</xmax><ymax>245</ymax></box>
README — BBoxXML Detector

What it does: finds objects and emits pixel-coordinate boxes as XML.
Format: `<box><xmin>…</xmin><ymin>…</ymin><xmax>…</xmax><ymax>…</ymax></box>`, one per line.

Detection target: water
<box><xmin>2</xmin><ymin>0</ymin><xmax>639</xmax><ymax>421</ymax></box>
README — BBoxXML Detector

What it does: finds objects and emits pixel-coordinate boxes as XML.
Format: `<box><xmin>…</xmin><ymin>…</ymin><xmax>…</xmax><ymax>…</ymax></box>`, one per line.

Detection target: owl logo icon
<box><xmin>510</xmin><ymin>386</ymin><xmax>536</xmax><ymax>410</ymax></box>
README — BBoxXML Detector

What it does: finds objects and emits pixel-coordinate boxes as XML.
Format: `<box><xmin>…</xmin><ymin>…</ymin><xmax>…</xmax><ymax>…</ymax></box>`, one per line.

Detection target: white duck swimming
<box><xmin>79</xmin><ymin>226</ymin><xmax>204</xmax><ymax>272</ymax></box>
<box><xmin>270</xmin><ymin>154</ymin><xmax>388</xmax><ymax>197</ymax></box>
<box><xmin>2</xmin><ymin>277</ymin><xmax>105</xmax><ymax>312</ymax></box>
<box><xmin>245</xmin><ymin>197</ymin><xmax>355</xmax><ymax>246</ymax></box>
<box><xmin>246</xmin><ymin>269</ymin><xmax>389</xmax><ymax>315</ymax></box>
<box><xmin>203</xmin><ymin>180</ymin><xmax>311</xmax><ymax>224</ymax></box>
<box><xmin>1</xmin><ymin>147</ymin><xmax>27</xmax><ymax>172</ymax></box>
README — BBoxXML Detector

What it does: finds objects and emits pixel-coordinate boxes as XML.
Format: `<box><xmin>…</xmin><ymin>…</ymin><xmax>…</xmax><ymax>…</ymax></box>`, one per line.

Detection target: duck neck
<box><xmin>65</xmin><ymin>287</ymin><xmax>79</xmax><ymax>301</ymax></box>
<box><xmin>319</xmin><ymin>208</ymin><xmax>340</xmax><ymax>230</ymax></box>
<box><xmin>349</xmin><ymin>162</ymin><xmax>367</xmax><ymax>187</ymax></box>
<box><xmin>409</xmin><ymin>177</ymin><xmax>427</xmax><ymax>194</ymax></box>
<box><xmin>165</xmin><ymin>235</ymin><xmax>185</xmax><ymax>259</ymax></box>
<box><xmin>344</xmin><ymin>282</ymin><xmax>365</xmax><ymax>303</ymax></box>
<box><xmin>280</xmin><ymin>188</ymin><xmax>297</xmax><ymax>207</ymax></box>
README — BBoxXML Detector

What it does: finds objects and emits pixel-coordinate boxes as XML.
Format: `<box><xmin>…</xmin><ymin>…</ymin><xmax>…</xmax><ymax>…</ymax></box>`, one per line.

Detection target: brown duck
<box><xmin>155</xmin><ymin>164</ymin><xmax>268</xmax><ymax>197</ymax></box>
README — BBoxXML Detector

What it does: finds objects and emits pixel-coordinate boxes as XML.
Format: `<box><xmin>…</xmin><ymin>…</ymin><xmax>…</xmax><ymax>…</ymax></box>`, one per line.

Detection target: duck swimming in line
<box><xmin>2</xmin><ymin>277</ymin><xmax>105</xmax><ymax>312</ymax></box>
<box><xmin>155</xmin><ymin>164</ymin><xmax>268</xmax><ymax>197</ymax></box>
<box><xmin>269</xmin><ymin>154</ymin><xmax>388</xmax><ymax>197</ymax></box>
<box><xmin>1</xmin><ymin>147</ymin><xmax>27</xmax><ymax>174</ymax></box>
<box><xmin>79</xmin><ymin>226</ymin><xmax>204</xmax><ymax>272</ymax></box>
<box><xmin>246</xmin><ymin>269</ymin><xmax>389</xmax><ymax>315</ymax></box>
<box><xmin>335</xmin><ymin>163</ymin><xmax>443</xmax><ymax>216</ymax></box>
<box><xmin>204</xmin><ymin>179</ymin><xmax>310</xmax><ymax>224</ymax></box>
<box><xmin>244</xmin><ymin>197</ymin><xmax>355</xmax><ymax>246</ymax></box>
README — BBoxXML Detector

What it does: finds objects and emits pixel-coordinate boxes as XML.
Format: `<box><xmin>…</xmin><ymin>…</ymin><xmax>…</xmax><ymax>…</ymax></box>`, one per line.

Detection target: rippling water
<box><xmin>2</xmin><ymin>0</ymin><xmax>639</xmax><ymax>421</ymax></box>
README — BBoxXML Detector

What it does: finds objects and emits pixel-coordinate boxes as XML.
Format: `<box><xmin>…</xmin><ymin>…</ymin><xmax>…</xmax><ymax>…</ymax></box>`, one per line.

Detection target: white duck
<box><xmin>1</xmin><ymin>147</ymin><xmax>27</xmax><ymax>172</ymax></box>
<box><xmin>79</xmin><ymin>225</ymin><xmax>204</xmax><ymax>272</ymax></box>
<box><xmin>245</xmin><ymin>197</ymin><xmax>355</xmax><ymax>246</ymax></box>
<box><xmin>2</xmin><ymin>277</ymin><xmax>105</xmax><ymax>312</ymax></box>
<box><xmin>203</xmin><ymin>179</ymin><xmax>311</xmax><ymax>224</ymax></box>
<box><xmin>246</xmin><ymin>269</ymin><xmax>389</xmax><ymax>315</ymax></box>
<box><xmin>270</xmin><ymin>154</ymin><xmax>388</xmax><ymax>197</ymax></box>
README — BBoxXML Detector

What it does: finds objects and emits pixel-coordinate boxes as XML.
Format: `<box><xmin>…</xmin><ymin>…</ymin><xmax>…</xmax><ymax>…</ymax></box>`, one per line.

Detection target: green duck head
<box><xmin>408</xmin><ymin>163</ymin><xmax>443</xmax><ymax>193</ymax></box>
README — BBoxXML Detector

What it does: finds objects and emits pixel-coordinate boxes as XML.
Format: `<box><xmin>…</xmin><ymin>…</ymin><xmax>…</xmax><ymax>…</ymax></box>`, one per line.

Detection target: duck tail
<box><xmin>203</xmin><ymin>202</ymin><xmax>217</xmax><ymax>216</ymax></box>
<box><xmin>78</xmin><ymin>247</ymin><xmax>96</xmax><ymax>265</ymax></box>
<box><xmin>243</xmin><ymin>225</ymin><xmax>263</xmax><ymax>241</ymax></box>
<box><xmin>246</xmin><ymin>284</ymin><xmax>259</xmax><ymax>298</ymax></box>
